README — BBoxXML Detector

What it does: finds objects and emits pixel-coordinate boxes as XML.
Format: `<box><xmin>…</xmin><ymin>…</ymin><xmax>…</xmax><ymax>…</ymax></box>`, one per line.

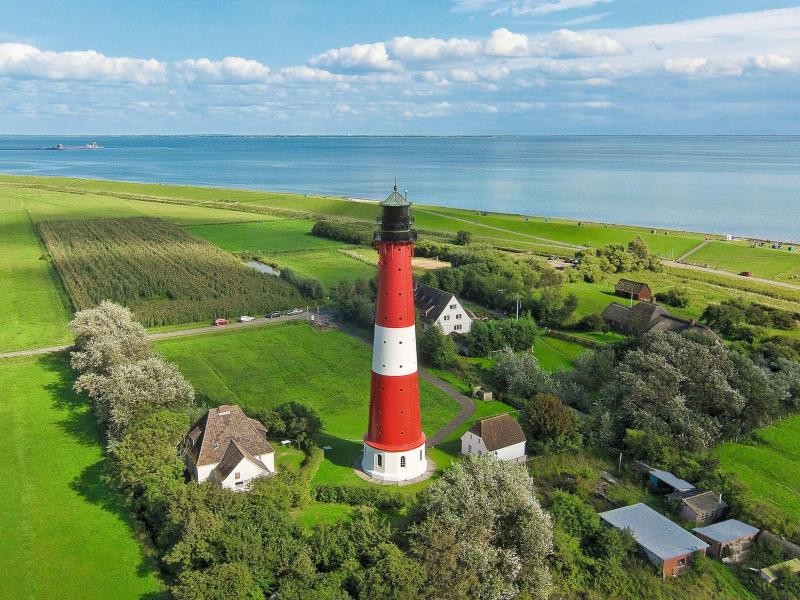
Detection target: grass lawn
<box><xmin>716</xmin><ymin>414</ymin><xmax>800</xmax><ymax>526</ymax></box>
<box><xmin>686</xmin><ymin>240</ymin><xmax>800</xmax><ymax>282</ymax></box>
<box><xmin>186</xmin><ymin>219</ymin><xmax>347</xmax><ymax>254</ymax></box>
<box><xmin>0</xmin><ymin>210</ymin><xmax>72</xmax><ymax>352</ymax></box>
<box><xmin>534</xmin><ymin>336</ymin><xmax>587</xmax><ymax>371</ymax></box>
<box><xmin>156</xmin><ymin>322</ymin><xmax>459</xmax><ymax>442</ymax></box>
<box><xmin>267</xmin><ymin>249</ymin><xmax>376</xmax><ymax>289</ymax></box>
<box><xmin>295</xmin><ymin>501</ymin><xmax>356</xmax><ymax>529</ymax></box>
<box><xmin>0</xmin><ymin>355</ymin><xmax>163</xmax><ymax>599</ymax></box>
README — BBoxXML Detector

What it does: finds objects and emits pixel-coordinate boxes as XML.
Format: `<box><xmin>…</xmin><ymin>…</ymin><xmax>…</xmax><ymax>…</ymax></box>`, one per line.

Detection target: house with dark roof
<box><xmin>600</xmin><ymin>503</ymin><xmax>709</xmax><ymax>577</ymax></box>
<box><xmin>414</xmin><ymin>282</ymin><xmax>472</xmax><ymax>335</ymax></box>
<box><xmin>693</xmin><ymin>519</ymin><xmax>759</xmax><ymax>561</ymax></box>
<box><xmin>667</xmin><ymin>489</ymin><xmax>728</xmax><ymax>525</ymax></box>
<box><xmin>185</xmin><ymin>405</ymin><xmax>275</xmax><ymax>491</ymax></box>
<box><xmin>615</xmin><ymin>279</ymin><xmax>653</xmax><ymax>302</ymax></box>
<box><xmin>461</xmin><ymin>414</ymin><xmax>526</xmax><ymax>462</ymax></box>
<box><xmin>601</xmin><ymin>301</ymin><xmax>719</xmax><ymax>340</ymax></box>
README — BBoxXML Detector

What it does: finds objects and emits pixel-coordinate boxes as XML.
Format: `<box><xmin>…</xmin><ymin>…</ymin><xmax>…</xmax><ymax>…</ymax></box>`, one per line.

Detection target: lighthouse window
<box><xmin>377</xmin><ymin>454</ymin><xmax>383</xmax><ymax>468</ymax></box>
<box><xmin>400</xmin><ymin>456</ymin><xmax>406</xmax><ymax>468</ymax></box>
<box><xmin>420</xmin><ymin>449</ymin><xmax>423</xmax><ymax>460</ymax></box>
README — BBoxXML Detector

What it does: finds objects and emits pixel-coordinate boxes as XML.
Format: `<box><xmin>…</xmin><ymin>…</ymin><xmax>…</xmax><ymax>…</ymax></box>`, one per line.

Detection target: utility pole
<box><xmin>516</xmin><ymin>292</ymin><xmax>520</xmax><ymax>320</ymax></box>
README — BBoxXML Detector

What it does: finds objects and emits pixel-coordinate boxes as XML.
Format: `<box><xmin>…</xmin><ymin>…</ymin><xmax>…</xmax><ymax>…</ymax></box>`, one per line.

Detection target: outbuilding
<box><xmin>667</xmin><ymin>489</ymin><xmax>727</xmax><ymax>525</ymax></box>
<box><xmin>759</xmin><ymin>558</ymin><xmax>800</xmax><ymax>584</ymax></box>
<box><xmin>692</xmin><ymin>519</ymin><xmax>759</xmax><ymax>561</ymax></box>
<box><xmin>185</xmin><ymin>405</ymin><xmax>275</xmax><ymax>492</ymax></box>
<box><xmin>648</xmin><ymin>468</ymin><xmax>694</xmax><ymax>494</ymax></box>
<box><xmin>461</xmin><ymin>414</ymin><xmax>526</xmax><ymax>463</ymax></box>
<box><xmin>600</xmin><ymin>503</ymin><xmax>709</xmax><ymax>578</ymax></box>
<box><xmin>615</xmin><ymin>279</ymin><xmax>653</xmax><ymax>302</ymax></box>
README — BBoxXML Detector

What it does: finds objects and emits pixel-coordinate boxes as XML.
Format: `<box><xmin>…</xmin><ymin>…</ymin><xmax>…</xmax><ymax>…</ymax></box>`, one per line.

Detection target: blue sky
<box><xmin>1</xmin><ymin>1</ymin><xmax>799</xmax><ymax>134</ymax></box>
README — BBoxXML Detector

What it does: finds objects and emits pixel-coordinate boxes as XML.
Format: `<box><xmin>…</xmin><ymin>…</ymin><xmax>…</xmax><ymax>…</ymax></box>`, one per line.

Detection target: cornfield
<box><xmin>39</xmin><ymin>217</ymin><xmax>304</xmax><ymax>326</ymax></box>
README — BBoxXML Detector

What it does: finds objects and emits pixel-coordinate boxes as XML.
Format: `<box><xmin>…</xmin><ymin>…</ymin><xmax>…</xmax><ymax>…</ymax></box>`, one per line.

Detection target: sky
<box><xmin>1</xmin><ymin>1</ymin><xmax>799</xmax><ymax>134</ymax></box>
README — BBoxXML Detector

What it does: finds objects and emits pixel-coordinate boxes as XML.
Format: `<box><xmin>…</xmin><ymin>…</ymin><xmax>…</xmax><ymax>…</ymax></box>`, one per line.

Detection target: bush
<box><xmin>576</xmin><ymin>313</ymin><xmax>607</xmax><ymax>332</ymax></box>
<box><xmin>311</xmin><ymin>220</ymin><xmax>373</xmax><ymax>246</ymax></box>
<box><xmin>313</xmin><ymin>485</ymin><xmax>409</xmax><ymax>511</ymax></box>
<box><xmin>256</xmin><ymin>402</ymin><xmax>324</xmax><ymax>451</ymax></box>
<box><xmin>280</xmin><ymin>268</ymin><xmax>324</xmax><ymax>300</ymax></box>
<box><xmin>658</xmin><ymin>287</ymin><xmax>689</xmax><ymax>308</ymax></box>
<box><xmin>418</xmin><ymin>325</ymin><xmax>458</xmax><ymax>369</ymax></box>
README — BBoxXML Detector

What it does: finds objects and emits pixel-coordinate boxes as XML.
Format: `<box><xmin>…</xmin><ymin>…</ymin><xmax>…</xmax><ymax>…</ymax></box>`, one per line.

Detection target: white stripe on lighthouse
<box><xmin>371</xmin><ymin>324</ymin><xmax>417</xmax><ymax>376</ymax></box>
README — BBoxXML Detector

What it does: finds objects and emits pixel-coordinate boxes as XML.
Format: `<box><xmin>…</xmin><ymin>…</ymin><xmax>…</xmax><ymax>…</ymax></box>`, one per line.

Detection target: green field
<box><xmin>716</xmin><ymin>414</ymin><xmax>800</xmax><ymax>526</ymax></box>
<box><xmin>186</xmin><ymin>219</ymin><xmax>346</xmax><ymax>254</ymax></box>
<box><xmin>156</xmin><ymin>322</ymin><xmax>459</xmax><ymax>440</ymax></box>
<box><xmin>0</xmin><ymin>210</ymin><xmax>72</xmax><ymax>352</ymax></box>
<box><xmin>533</xmin><ymin>336</ymin><xmax>587</xmax><ymax>370</ymax></box>
<box><xmin>269</xmin><ymin>249</ymin><xmax>376</xmax><ymax>289</ymax></box>
<box><xmin>686</xmin><ymin>240</ymin><xmax>800</xmax><ymax>281</ymax></box>
<box><xmin>0</xmin><ymin>355</ymin><xmax>163</xmax><ymax>599</ymax></box>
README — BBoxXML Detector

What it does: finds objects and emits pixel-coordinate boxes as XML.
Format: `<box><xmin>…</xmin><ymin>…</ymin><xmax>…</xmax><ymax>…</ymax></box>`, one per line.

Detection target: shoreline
<box><xmin>0</xmin><ymin>171</ymin><xmax>797</xmax><ymax>246</ymax></box>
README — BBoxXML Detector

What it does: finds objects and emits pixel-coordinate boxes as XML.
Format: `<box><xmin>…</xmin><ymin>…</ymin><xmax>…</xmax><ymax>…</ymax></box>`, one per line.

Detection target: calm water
<box><xmin>0</xmin><ymin>135</ymin><xmax>798</xmax><ymax>241</ymax></box>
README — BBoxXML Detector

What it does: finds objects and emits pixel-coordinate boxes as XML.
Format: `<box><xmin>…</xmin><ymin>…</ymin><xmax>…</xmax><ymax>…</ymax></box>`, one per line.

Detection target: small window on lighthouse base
<box><xmin>400</xmin><ymin>456</ymin><xmax>406</xmax><ymax>468</ymax></box>
<box><xmin>377</xmin><ymin>454</ymin><xmax>383</xmax><ymax>468</ymax></box>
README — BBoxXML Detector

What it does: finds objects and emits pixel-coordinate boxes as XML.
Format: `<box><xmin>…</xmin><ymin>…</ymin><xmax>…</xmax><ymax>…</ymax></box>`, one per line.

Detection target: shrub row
<box><xmin>311</xmin><ymin>220</ymin><xmax>373</xmax><ymax>246</ymax></box>
<box><xmin>313</xmin><ymin>484</ymin><xmax>409</xmax><ymax>511</ymax></box>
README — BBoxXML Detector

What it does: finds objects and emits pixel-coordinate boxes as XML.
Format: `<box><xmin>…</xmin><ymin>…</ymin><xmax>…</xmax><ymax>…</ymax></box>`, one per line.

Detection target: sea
<box><xmin>0</xmin><ymin>135</ymin><xmax>797</xmax><ymax>242</ymax></box>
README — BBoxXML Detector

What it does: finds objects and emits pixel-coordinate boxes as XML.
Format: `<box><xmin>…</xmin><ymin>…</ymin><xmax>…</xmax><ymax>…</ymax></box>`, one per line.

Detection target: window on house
<box><xmin>377</xmin><ymin>454</ymin><xmax>383</xmax><ymax>468</ymax></box>
<box><xmin>454</xmin><ymin>324</ymin><xmax>462</xmax><ymax>331</ymax></box>
<box><xmin>401</xmin><ymin>456</ymin><xmax>406</xmax><ymax>468</ymax></box>
<box><xmin>450</xmin><ymin>304</ymin><xmax>456</xmax><ymax>309</ymax></box>
<box><xmin>677</xmin><ymin>557</ymin><xmax>687</xmax><ymax>567</ymax></box>
<box><xmin>443</xmin><ymin>315</ymin><xmax>449</xmax><ymax>321</ymax></box>
<box><xmin>234</xmin><ymin>472</ymin><xmax>241</xmax><ymax>480</ymax></box>
<box><xmin>456</xmin><ymin>313</ymin><xmax>462</xmax><ymax>319</ymax></box>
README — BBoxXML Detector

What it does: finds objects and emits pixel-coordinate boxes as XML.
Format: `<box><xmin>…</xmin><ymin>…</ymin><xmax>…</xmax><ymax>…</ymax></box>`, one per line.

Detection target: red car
<box><xmin>214</xmin><ymin>318</ymin><xmax>230</xmax><ymax>326</ymax></box>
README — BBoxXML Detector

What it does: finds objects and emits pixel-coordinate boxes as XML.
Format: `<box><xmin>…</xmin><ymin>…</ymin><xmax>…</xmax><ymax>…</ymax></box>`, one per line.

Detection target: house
<box><xmin>414</xmin><ymin>282</ymin><xmax>473</xmax><ymax>334</ymax></box>
<box><xmin>667</xmin><ymin>489</ymin><xmax>728</xmax><ymax>525</ymax></box>
<box><xmin>599</xmin><ymin>503</ymin><xmax>709</xmax><ymax>577</ymax></box>
<box><xmin>615</xmin><ymin>279</ymin><xmax>653</xmax><ymax>302</ymax></box>
<box><xmin>601</xmin><ymin>301</ymin><xmax>719</xmax><ymax>340</ymax></box>
<box><xmin>185</xmin><ymin>405</ymin><xmax>275</xmax><ymax>491</ymax></box>
<box><xmin>693</xmin><ymin>519</ymin><xmax>760</xmax><ymax>561</ymax></box>
<box><xmin>759</xmin><ymin>558</ymin><xmax>800</xmax><ymax>584</ymax></box>
<box><xmin>648</xmin><ymin>468</ymin><xmax>694</xmax><ymax>494</ymax></box>
<box><xmin>461</xmin><ymin>414</ymin><xmax>526</xmax><ymax>463</ymax></box>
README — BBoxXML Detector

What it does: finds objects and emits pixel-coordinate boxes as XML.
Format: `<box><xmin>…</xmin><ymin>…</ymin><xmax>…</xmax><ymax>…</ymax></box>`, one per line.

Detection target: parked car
<box><xmin>286</xmin><ymin>308</ymin><xmax>304</xmax><ymax>316</ymax></box>
<box><xmin>214</xmin><ymin>318</ymin><xmax>230</xmax><ymax>326</ymax></box>
<box><xmin>268</xmin><ymin>310</ymin><xmax>282</xmax><ymax>318</ymax></box>
<box><xmin>239</xmin><ymin>315</ymin><xmax>255</xmax><ymax>322</ymax></box>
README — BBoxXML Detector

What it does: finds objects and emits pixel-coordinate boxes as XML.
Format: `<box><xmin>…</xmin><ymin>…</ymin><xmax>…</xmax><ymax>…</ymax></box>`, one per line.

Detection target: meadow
<box><xmin>716</xmin><ymin>414</ymin><xmax>800</xmax><ymax>527</ymax></box>
<box><xmin>0</xmin><ymin>355</ymin><xmax>163</xmax><ymax>599</ymax></box>
<box><xmin>268</xmin><ymin>249</ymin><xmax>376</xmax><ymax>289</ymax></box>
<box><xmin>686</xmin><ymin>240</ymin><xmax>800</xmax><ymax>281</ymax></box>
<box><xmin>186</xmin><ymin>219</ymin><xmax>346</xmax><ymax>254</ymax></box>
<box><xmin>39</xmin><ymin>217</ymin><xmax>303</xmax><ymax>326</ymax></box>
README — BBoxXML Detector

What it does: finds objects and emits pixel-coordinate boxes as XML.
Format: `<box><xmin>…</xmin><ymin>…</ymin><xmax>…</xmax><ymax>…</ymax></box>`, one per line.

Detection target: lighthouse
<box><xmin>361</xmin><ymin>183</ymin><xmax>427</xmax><ymax>482</ymax></box>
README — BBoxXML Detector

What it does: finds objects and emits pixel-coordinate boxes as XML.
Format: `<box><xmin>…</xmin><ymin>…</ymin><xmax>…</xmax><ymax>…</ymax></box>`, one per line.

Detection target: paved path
<box><xmin>0</xmin><ymin>313</ymin><xmax>310</xmax><ymax>360</ymax></box>
<box><xmin>335</xmin><ymin>321</ymin><xmax>476</xmax><ymax>447</ymax></box>
<box><xmin>665</xmin><ymin>260</ymin><xmax>800</xmax><ymax>292</ymax></box>
<box><xmin>675</xmin><ymin>239</ymin><xmax>709</xmax><ymax>262</ymax></box>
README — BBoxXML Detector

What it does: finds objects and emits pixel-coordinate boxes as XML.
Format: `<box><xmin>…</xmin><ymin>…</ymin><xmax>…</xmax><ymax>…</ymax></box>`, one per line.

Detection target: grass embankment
<box><xmin>156</xmin><ymin>323</ymin><xmax>461</xmax><ymax>491</ymax></box>
<box><xmin>686</xmin><ymin>240</ymin><xmax>800</xmax><ymax>281</ymax></box>
<box><xmin>0</xmin><ymin>355</ymin><xmax>163</xmax><ymax>599</ymax></box>
<box><xmin>716</xmin><ymin>414</ymin><xmax>800</xmax><ymax>527</ymax></box>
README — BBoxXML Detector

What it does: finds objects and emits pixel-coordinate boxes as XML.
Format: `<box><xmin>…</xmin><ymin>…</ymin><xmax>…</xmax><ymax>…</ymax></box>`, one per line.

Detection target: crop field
<box><xmin>269</xmin><ymin>249</ymin><xmax>376</xmax><ymax>288</ymax></box>
<box><xmin>716</xmin><ymin>414</ymin><xmax>800</xmax><ymax>526</ymax></box>
<box><xmin>685</xmin><ymin>240</ymin><xmax>800</xmax><ymax>281</ymax></box>
<box><xmin>39</xmin><ymin>217</ymin><xmax>303</xmax><ymax>326</ymax></box>
<box><xmin>0</xmin><ymin>355</ymin><xmax>163</xmax><ymax>599</ymax></box>
<box><xmin>186</xmin><ymin>219</ymin><xmax>347</xmax><ymax>254</ymax></box>
<box><xmin>0</xmin><ymin>210</ymin><xmax>72</xmax><ymax>352</ymax></box>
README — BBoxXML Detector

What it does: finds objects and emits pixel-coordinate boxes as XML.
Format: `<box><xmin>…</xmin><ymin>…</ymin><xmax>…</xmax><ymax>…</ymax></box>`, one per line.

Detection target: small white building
<box><xmin>185</xmin><ymin>405</ymin><xmax>275</xmax><ymax>492</ymax></box>
<box><xmin>414</xmin><ymin>282</ymin><xmax>473</xmax><ymax>335</ymax></box>
<box><xmin>461</xmin><ymin>414</ymin><xmax>527</xmax><ymax>463</ymax></box>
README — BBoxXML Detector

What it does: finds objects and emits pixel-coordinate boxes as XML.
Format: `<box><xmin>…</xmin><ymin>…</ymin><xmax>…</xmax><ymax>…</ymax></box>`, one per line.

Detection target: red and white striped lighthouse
<box><xmin>362</xmin><ymin>183</ymin><xmax>427</xmax><ymax>481</ymax></box>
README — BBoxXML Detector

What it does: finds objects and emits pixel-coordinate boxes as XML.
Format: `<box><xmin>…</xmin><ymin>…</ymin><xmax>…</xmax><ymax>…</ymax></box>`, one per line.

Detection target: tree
<box><xmin>493</xmin><ymin>349</ymin><xmax>551</xmax><ymax>399</ymax></box>
<box><xmin>410</xmin><ymin>455</ymin><xmax>553</xmax><ymax>600</ymax></box>
<box><xmin>658</xmin><ymin>287</ymin><xmax>689</xmax><ymax>308</ymax></box>
<box><xmin>171</xmin><ymin>562</ymin><xmax>261</xmax><ymax>600</ymax></box>
<box><xmin>258</xmin><ymin>402</ymin><xmax>324</xmax><ymax>450</ymax></box>
<box><xmin>454</xmin><ymin>230</ymin><xmax>473</xmax><ymax>245</ymax></box>
<box><xmin>356</xmin><ymin>543</ymin><xmax>426</xmax><ymax>600</ymax></box>
<box><xmin>418</xmin><ymin>324</ymin><xmax>458</xmax><ymax>369</ymax></box>
<box><xmin>521</xmin><ymin>393</ymin><xmax>578</xmax><ymax>453</ymax></box>
<box><xmin>627</xmin><ymin>236</ymin><xmax>650</xmax><ymax>261</ymax></box>
<box><xmin>70</xmin><ymin>300</ymin><xmax>151</xmax><ymax>375</ymax></box>
<box><xmin>76</xmin><ymin>355</ymin><xmax>195</xmax><ymax>444</ymax></box>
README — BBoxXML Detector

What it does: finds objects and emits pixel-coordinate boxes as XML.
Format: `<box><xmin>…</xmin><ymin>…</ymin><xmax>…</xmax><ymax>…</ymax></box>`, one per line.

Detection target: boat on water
<box><xmin>84</xmin><ymin>141</ymin><xmax>103</xmax><ymax>149</ymax></box>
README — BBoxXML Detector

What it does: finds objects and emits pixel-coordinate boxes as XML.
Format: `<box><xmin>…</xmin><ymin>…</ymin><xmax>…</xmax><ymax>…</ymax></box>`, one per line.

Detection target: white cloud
<box><xmin>452</xmin><ymin>0</ymin><xmax>613</xmax><ymax>16</ymax></box>
<box><xmin>175</xmin><ymin>57</ymin><xmax>270</xmax><ymax>83</ymax></box>
<box><xmin>485</xmin><ymin>28</ymin><xmax>529</xmax><ymax>57</ymax></box>
<box><xmin>752</xmin><ymin>53</ymin><xmax>795</xmax><ymax>72</ymax></box>
<box><xmin>308</xmin><ymin>42</ymin><xmax>398</xmax><ymax>72</ymax></box>
<box><xmin>388</xmin><ymin>36</ymin><xmax>481</xmax><ymax>62</ymax></box>
<box><xmin>535</xmin><ymin>29</ymin><xmax>625</xmax><ymax>57</ymax></box>
<box><xmin>0</xmin><ymin>42</ymin><xmax>166</xmax><ymax>84</ymax></box>
<box><xmin>449</xmin><ymin>68</ymin><xmax>479</xmax><ymax>82</ymax></box>
<box><xmin>277</xmin><ymin>65</ymin><xmax>342</xmax><ymax>82</ymax></box>
<box><xmin>663</xmin><ymin>57</ymin><xmax>743</xmax><ymax>77</ymax></box>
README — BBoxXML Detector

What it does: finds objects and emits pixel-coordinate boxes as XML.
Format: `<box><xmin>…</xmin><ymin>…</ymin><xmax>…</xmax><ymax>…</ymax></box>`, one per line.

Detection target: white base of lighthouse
<box><xmin>362</xmin><ymin>441</ymin><xmax>427</xmax><ymax>482</ymax></box>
